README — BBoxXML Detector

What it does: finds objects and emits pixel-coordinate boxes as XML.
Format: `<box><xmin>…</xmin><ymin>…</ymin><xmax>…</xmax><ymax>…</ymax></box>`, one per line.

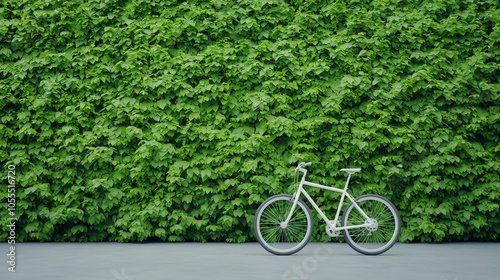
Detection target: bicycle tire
<box><xmin>342</xmin><ymin>194</ymin><xmax>401</xmax><ymax>255</ymax></box>
<box><xmin>254</xmin><ymin>194</ymin><xmax>313</xmax><ymax>255</ymax></box>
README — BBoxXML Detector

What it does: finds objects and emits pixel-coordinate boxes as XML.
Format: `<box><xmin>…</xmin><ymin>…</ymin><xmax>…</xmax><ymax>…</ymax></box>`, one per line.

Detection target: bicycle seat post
<box><xmin>343</xmin><ymin>173</ymin><xmax>352</xmax><ymax>191</ymax></box>
<box><xmin>340</xmin><ymin>168</ymin><xmax>361</xmax><ymax>190</ymax></box>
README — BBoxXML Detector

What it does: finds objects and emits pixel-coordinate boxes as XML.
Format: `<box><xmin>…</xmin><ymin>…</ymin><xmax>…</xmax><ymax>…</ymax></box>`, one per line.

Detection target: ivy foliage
<box><xmin>1</xmin><ymin>0</ymin><xmax>499</xmax><ymax>242</ymax></box>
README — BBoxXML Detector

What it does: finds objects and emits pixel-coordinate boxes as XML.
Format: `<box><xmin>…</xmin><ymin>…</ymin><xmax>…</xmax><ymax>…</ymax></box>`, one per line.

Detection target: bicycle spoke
<box><xmin>343</xmin><ymin>195</ymin><xmax>400</xmax><ymax>255</ymax></box>
<box><xmin>255</xmin><ymin>195</ymin><xmax>313</xmax><ymax>255</ymax></box>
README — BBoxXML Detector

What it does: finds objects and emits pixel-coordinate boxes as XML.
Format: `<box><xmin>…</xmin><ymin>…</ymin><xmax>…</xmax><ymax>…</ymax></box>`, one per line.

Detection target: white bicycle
<box><xmin>254</xmin><ymin>162</ymin><xmax>401</xmax><ymax>255</ymax></box>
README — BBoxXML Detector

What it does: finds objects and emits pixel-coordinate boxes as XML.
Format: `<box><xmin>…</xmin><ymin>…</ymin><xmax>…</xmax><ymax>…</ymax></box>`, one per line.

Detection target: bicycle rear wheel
<box><xmin>342</xmin><ymin>194</ymin><xmax>401</xmax><ymax>255</ymax></box>
<box><xmin>254</xmin><ymin>194</ymin><xmax>313</xmax><ymax>255</ymax></box>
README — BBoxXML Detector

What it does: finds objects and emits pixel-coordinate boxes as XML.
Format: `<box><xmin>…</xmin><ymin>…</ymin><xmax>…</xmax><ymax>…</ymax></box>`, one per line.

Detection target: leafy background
<box><xmin>1</xmin><ymin>0</ymin><xmax>499</xmax><ymax>242</ymax></box>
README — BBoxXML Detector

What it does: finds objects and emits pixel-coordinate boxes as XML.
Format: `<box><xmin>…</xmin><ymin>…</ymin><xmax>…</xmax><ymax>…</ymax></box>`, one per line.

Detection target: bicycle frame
<box><xmin>284</xmin><ymin>168</ymin><xmax>372</xmax><ymax>231</ymax></box>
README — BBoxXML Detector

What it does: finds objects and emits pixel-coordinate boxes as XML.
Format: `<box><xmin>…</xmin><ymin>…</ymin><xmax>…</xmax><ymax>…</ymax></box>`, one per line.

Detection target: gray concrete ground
<box><xmin>1</xmin><ymin>242</ymin><xmax>499</xmax><ymax>280</ymax></box>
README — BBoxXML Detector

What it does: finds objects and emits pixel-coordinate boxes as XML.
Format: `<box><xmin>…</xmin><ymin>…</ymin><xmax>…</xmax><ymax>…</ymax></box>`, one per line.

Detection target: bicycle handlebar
<box><xmin>297</xmin><ymin>162</ymin><xmax>312</xmax><ymax>169</ymax></box>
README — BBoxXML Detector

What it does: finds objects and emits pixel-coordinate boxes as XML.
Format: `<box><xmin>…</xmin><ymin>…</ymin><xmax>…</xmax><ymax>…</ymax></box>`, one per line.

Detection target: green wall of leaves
<box><xmin>1</xmin><ymin>0</ymin><xmax>499</xmax><ymax>242</ymax></box>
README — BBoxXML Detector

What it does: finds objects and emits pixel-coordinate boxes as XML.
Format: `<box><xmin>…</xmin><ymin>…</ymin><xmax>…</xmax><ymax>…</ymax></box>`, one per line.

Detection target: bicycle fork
<box><xmin>280</xmin><ymin>170</ymin><xmax>308</xmax><ymax>229</ymax></box>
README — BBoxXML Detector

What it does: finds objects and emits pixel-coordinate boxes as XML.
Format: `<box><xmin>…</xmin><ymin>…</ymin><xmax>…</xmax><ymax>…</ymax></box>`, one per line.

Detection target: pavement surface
<box><xmin>1</xmin><ymin>242</ymin><xmax>499</xmax><ymax>280</ymax></box>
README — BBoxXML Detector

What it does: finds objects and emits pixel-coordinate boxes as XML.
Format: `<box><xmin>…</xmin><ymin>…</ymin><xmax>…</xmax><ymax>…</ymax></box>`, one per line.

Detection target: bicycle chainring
<box><xmin>326</xmin><ymin>220</ymin><xmax>342</xmax><ymax>237</ymax></box>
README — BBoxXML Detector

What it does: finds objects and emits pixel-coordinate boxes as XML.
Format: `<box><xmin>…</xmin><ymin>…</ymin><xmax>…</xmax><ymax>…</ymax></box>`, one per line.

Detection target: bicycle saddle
<box><xmin>340</xmin><ymin>168</ymin><xmax>361</xmax><ymax>174</ymax></box>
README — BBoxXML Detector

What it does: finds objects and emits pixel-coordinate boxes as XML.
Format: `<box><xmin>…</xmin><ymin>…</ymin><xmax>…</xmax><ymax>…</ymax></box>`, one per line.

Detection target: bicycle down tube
<box><xmin>284</xmin><ymin>168</ymin><xmax>372</xmax><ymax>231</ymax></box>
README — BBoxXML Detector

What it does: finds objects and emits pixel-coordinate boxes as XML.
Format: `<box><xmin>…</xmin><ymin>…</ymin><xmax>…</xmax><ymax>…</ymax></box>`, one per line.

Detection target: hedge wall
<box><xmin>1</xmin><ymin>0</ymin><xmax>499</xmax><ymax>243</ymax></box>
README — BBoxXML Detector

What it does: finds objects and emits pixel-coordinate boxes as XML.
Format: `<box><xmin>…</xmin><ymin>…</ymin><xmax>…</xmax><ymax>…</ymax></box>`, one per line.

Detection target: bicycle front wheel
<box><xmin>342</xmin><ymin>194</ymin><xmax>401</xmax><ymax>255</ymax></box>
<box><xmin>254</xmin><ymin>194</ymin><xmax>313</xmax><ymax>255</ymax></box>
